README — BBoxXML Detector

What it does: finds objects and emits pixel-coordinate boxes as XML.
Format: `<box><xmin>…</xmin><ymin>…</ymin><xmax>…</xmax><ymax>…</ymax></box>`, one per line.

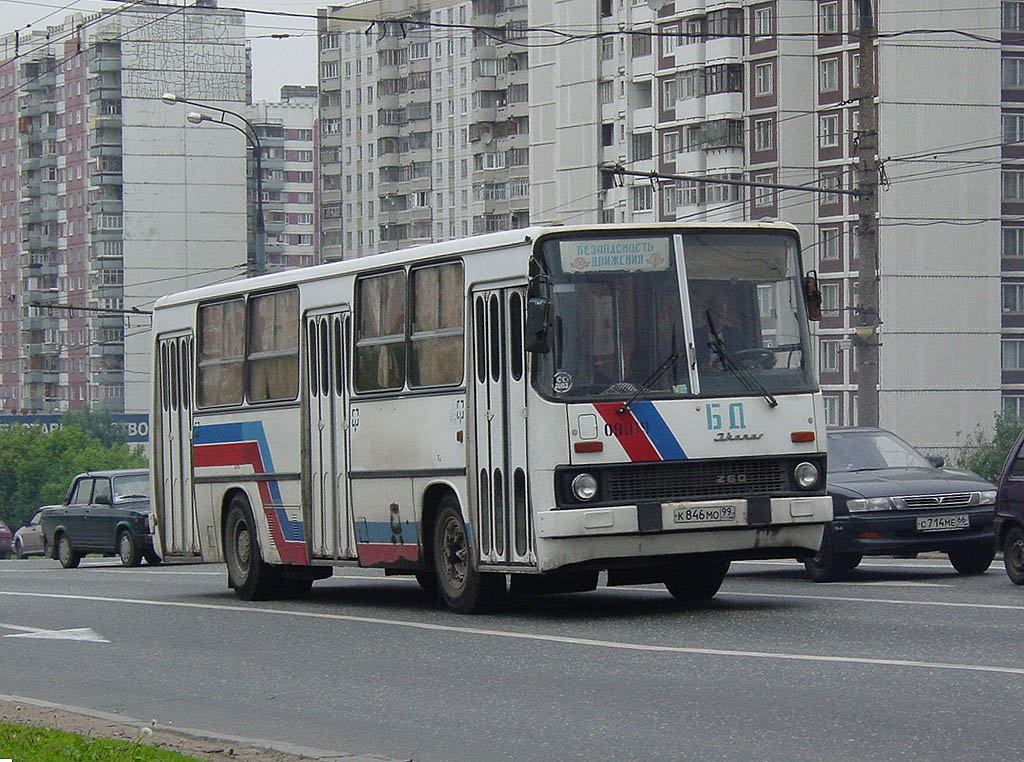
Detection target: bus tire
<box><xmin>663</xmin><ymin>555</ymin><xmax>730</xmax><ymax>604</ymax></box>
<box><xmin>433</xmin><ymin>499</ymin><xmax>505</xmax><ymax>613</ymax></box>
<box><xmin>224</xmin><ymin>495</ymin><xmax>278</xmax><ymax>601</ymax></box>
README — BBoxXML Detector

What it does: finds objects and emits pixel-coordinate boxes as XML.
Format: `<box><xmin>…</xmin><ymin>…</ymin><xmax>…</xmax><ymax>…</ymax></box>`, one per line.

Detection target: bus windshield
<box><xmin>532</xmin><ymin>230</ymin><xmax>815</xmax><ymax>400</ymax></box>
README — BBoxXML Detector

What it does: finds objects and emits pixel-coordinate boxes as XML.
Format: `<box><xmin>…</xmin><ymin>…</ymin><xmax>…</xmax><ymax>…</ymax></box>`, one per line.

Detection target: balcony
<box><xmin>24</xmin><ymin>369</ymin><xmax>59</xmax><ymax>384</ymax></box>
<box><xmin>23</xmin><ymin>233</ymin><xmax>58</xmax><ymax>251</ymax></box>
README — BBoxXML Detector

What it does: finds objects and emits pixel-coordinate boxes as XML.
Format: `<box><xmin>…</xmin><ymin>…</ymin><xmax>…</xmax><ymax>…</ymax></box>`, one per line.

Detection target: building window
<box><xmin>663</xmin><ymin>77</ymin><xmax>678</xmax><ymax>108</ymax></box>
<box><xmin>631</xmin><ymin>185</ymin><xmax>653</xmax><ymax>212</ymax></box>
<box><xmin>820</xmin><ymin>170</ymin><xmax>843</xmax><ymax>205</ymax></box>
<box><xmin>753</xmin><ymin>118</ymin><xmax>773</xmax><ymax>151</ymax></box>
<box><xmin>819</xmin><ymin>58</ymin><xmax>839</xmax><ymax>91</ymax></box>
<box><xmin>1003</xmin><ymin>394</ymin><xmax>1024</xmax><ymax>419</ymax></box>
<box><xmin>820</xmin><ymin>339</ymin><xmax>840</xmax><ymax>372</ymax></box>
<box><xmin>1005</xmin><ymin>114</ymin><xmax>1024</xmax><ymax>143</ymax></box>
<box><xmin>1003</xmin><ymin>283</ymin><xmax>1024</xmax><ymax>313</ymax></box>
<box><xmin>819</xmin><ymin>114</ymin><xmax>840</xmax><ymax>148</ymax></box>
<box><xmin>753</xmin><ymin>172</ymin><xmax>774</xmax><ymax>208</ymax></box>
<box><xmin>821</xmin><ymin>282</ymin><xmax>840</xmax><ymax>316</ymax></box>
<box><xmin>663</xmin><ymin>130</ymin><xmax>679</xmax><ymax>157</ymax></box>
<box><xmin>823</xmin><ymin>395</ymin><xmax>840</xmax><ymax>426</ymax></box>
<box><xmin>1004</xmin><ymin>58</ymin><xmax>1024</xmax><ymax>88</ymax></box>
<box><xmin>820</xmin><ymin>227</ymin><xmax>841</xmax><ymax>259</ymax></box>
<box><xmin>1004</xmin><ymin>227</ymin><xmax>1024</xmax><ymax>257</ymax></box>
<box><xmin>631</xmin><ymin>132</ymin><xmax>653</xmax><ymax>161</ymax></box>
<box><xmin>598</xmin><ymin>80</ymin><xmax>614</xmax><ymax>104</ymax></box>
<box><xmin>632</xmin><ymin>32</ymin><xmax>652</xmax><ymax>57</ymax></box>
<box><xmin>661</xmin><ymin>25</ymin><xmax>677</xmax><ymax>57</ymax></box>
<box><xmin>601</xmin><ymin>36</ymin><xmax>614</xmax><ymax>60</ymax></box>
<box><xmin>1004</xmin><ymin>1</ymin><xmax>1024</xmax><ymax>31</ymax></box>
<box><xmin>819</xmin><ymin>2</ymin><xmax>838</xmax><ymax>34</ymax></box>
<box><xmin>1003</xmin><ymin>170</ymin><xmax>1024</xmax><ymax>201</ymax></box>
<box><xmin>754</xmin><ymin>62</ymin><xmax>773</xmax><ymax>96</ymax></box>
<box><xmin>754</xmin><ymin>7</ymin><xmax>773</xmax><ymax>39</ymax></box>
<box><xmin>1003</xmin><ymin>339</ymin><xmax>1024</xmax><ymax>369</ymax></box>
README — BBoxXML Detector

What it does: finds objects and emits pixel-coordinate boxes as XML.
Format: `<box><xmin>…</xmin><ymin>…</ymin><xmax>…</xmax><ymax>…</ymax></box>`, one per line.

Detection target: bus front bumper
<box><xmin>534</xmin><ymin>496</ymin><xmax>832</xmax><ymax>571</ymax></box>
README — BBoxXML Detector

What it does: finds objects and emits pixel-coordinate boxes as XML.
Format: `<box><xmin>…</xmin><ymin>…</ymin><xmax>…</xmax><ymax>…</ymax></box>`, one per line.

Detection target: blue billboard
<box><xmin>0</xmin><ymin>414</ymin><xmax>150</xmax><ymax>443</ymax></box>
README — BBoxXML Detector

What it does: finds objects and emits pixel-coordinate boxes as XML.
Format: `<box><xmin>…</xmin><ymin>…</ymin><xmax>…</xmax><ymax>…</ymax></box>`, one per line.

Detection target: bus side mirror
<box><xmin>803</xmin><ymin>270</ymin><xmax>822</xmax><ymax>321</ymax></box>
<box><xmin>524</xmin><ymin>297</ymin><xmax>551</xmax><ymax>354</ymax></box>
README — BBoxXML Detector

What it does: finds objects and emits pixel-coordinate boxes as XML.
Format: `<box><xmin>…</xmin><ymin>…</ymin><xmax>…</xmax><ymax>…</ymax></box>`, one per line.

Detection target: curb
<box><xmin>0</xmin><ymin>694</ymin><xmax>411</xmax><ymax>762</ymax></box>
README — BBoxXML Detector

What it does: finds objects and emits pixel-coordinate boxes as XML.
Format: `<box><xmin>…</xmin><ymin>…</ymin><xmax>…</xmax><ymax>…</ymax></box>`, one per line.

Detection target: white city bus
<box><xmin>151</xmin><ymin>223</ymin><xmax>832</xmax><ymax>613</ymax></box>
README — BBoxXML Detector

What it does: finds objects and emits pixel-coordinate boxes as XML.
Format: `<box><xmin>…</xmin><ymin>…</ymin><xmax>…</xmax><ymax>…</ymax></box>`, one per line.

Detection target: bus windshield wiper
<box><xmin>619</xmin><ymin>350</ymin><xmax>680</xmax><ymax>414</ymax></box>
<box><xmin>706</xmin><ymin>312</ymin><xmax>778</xmax><ymax>408</ymax></box>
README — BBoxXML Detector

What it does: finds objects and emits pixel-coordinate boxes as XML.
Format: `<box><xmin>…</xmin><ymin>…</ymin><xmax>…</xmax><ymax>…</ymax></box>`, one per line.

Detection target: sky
<box><xmin>1</xmin><ymin>0</ymin><xmax>323</xmax><ymax>101</ymax></box>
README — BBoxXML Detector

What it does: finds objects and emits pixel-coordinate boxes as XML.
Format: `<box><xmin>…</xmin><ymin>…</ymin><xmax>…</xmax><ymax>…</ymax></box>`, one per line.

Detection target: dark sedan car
<box><xmin>993</xmin><ymin>428</ymin><xmax>1024</xmax><ymax>585</ymax></box>
<box><xmin>804</xmin><ymin>427</ymin><xmax>996</xmax><ymax>581</ymax></box>
<box><xmin>41</xmin><ymin>469</ymin><xmax>160</xmax><ymax>568</ymax></box>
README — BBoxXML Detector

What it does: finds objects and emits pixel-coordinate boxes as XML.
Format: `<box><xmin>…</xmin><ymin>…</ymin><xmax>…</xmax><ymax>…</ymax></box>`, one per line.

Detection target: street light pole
<box><xmin>855</xmin><ymin>0</ymin><xmax>880</xmax><ymax>426</ymax></box>
<box><xmin>161</xmin><ymin>93</ymin><xmax>267</xmax><ymax>277</ymax></box>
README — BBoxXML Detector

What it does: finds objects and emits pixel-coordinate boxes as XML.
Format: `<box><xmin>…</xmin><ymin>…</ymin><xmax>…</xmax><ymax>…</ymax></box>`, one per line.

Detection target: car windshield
<box><xmin>828</xmin><ymin>430</ymin><xmax>933</xmax><ymax>473</ymax></box>
<box><xmin>111</xmin><ymin>474</ymin><xmax>150</xmax><ymax>503</ymax></box>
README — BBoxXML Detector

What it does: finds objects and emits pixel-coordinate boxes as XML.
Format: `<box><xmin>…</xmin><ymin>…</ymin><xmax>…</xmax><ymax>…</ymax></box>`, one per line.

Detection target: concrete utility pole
<box><xmin>855</xmin><ymin>0</ymin><xmax>880</xmax><ymax>426</ymax></box>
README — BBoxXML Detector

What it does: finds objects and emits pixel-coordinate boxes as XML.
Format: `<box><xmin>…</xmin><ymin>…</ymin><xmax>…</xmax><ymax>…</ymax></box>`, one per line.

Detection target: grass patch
<box><xmin>0</xmin><ymin>722</ymin><xmax>204</xmax><ymax>762</ymax></box>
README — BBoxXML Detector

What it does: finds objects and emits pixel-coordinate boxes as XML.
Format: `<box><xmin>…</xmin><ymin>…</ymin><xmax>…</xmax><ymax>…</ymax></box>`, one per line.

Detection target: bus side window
<box><xmin>354</xmin><ymin>271</ymin><xmax>407</xmax><ymax>392</ymax></box>
<box><xmin>197</xmin><ymin>299</ymin><xmax>245</xmax><ymax>407</ymax></box>
<box><xmin>248</xmin><ymin>289</ymin><xmax>299</xmax><ymax>403</ymax></box>
<box><xmin>410</xmin><ymin>262</ymin><xmax>464</xmax><ymax>387</ymax></box>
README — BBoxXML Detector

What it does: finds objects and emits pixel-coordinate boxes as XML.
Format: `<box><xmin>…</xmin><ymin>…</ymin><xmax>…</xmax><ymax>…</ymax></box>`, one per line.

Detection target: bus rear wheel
<box><xmin>663</xmin><ymin>556</ymin><xmax>730</xmax><ymax>604</ymax></box>
<box><xmin>433</xmin><ymin>500</ymin><xmax>505</xmax><ymax>613</ymax></box>
<box><xmin>224</xmin><ymin>495</ymin><xmax>278</xmax><ymax>601</ymax></box>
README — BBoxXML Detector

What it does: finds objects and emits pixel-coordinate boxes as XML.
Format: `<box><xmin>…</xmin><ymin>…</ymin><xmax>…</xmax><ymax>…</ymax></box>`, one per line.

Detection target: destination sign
<box><xmin>559</xmin><ymin>238</ymin><xmax>671</xmax><ymax>273</ymax></box>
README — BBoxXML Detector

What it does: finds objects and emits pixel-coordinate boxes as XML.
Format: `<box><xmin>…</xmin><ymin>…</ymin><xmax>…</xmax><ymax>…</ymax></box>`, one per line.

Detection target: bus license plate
<box><xmin>916</xmin><ymin>514</ymin><xmax>969</xmax><ymax>532</ymax></box>
<box><xmin>672</xmin><ymin>504</ymin><xmax>737</xmax><ymax>525</ymax></box>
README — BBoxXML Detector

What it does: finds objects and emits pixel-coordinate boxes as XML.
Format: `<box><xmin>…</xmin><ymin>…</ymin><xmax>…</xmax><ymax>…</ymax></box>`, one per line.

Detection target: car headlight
<box><xmin>793</xmin><ymin>462</ymin><xmax>820</xmax><ymax>489</ymax></box>
<box><xmin>571</xmin><ymin>473</ymin><xmax>598</xmax><ymax>501</ymax></box>
<box><xmin>846</xmin><ymin>497</ymin><xmax>894</xmax><ymax>512</ymax></box>
<box><xmin>978</xmin><ymin>490</ymin><xmax>996</xmax><ymax>505</ymax></box>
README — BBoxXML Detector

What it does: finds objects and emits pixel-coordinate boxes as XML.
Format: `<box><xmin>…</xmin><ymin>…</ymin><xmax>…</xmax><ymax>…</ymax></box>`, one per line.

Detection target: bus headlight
<box><xmin>794</xmin><ymin>462</ymin><xmax>819</xmax><ymax>489</ymax></box>
<box><xmin>571</xmin><ymin>473</ymin><xmax>599</xmax><ymax>502</ymax></box>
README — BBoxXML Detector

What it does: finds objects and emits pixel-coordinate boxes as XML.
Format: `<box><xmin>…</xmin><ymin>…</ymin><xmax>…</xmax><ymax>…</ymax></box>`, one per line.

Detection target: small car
<box><xmin>994</xmin><ymin>429</ymin><xmax>1024</xmax><ymax>584</ymax></box>
<box><xmin>13</xmin><ymin>509</ymin><xmax>52</xmax><ymax>559</ymax></box>
<box><xmin>804</xmin><ymin>427</ymin><xmax>997</xmax><ymax>581</ymax></box>
<box><xmin>40</xmin><ymin>469</ymin><xmax>160</xmax><ymax>568</ymax></box>
<box><xmin>0</xmin><ymin>519</ymin><xmax>12</xmax><ymax>559</ymax></box>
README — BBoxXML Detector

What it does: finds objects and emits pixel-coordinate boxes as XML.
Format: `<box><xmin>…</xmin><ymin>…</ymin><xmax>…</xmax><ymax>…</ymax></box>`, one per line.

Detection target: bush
<box><xmin>953</xmin><ymin>413</ymin><xmax>1024</xmax><ymax>484</ymax></box>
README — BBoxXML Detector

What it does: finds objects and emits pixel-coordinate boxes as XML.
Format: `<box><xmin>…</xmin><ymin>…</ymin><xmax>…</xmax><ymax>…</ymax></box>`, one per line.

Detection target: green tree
<box><xmin>953</xmin><ymin>413</ymin><xmax>1024</xmax><ymax>484</ymax></box>
<box><xmin>0</xmin><ymin>424</ymin><xmax>146</xmax><ymax>530</ymax></box>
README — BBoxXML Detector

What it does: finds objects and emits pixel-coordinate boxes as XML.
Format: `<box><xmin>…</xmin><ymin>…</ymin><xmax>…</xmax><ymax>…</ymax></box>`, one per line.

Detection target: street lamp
<box><xmin>161</xmin><ymin>93</ymin><xmax>266</xmax><ymax>277</ymax></box>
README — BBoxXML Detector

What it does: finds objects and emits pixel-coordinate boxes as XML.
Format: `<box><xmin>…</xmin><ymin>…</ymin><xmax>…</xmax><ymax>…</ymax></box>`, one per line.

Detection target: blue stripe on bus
<box><xmin>354</xmin><ymin>520</ymin><xmax>421</xmax><ymax>545</ymax></box>
<box><xmin>629</xmin><ymin>401</ymin><xmax>687</xmax><ymax>460</ymax></box>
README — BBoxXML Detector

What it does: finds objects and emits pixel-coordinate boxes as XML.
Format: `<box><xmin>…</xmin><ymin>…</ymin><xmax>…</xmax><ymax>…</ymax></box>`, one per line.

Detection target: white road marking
<box><xmin>0</xmin><ymin>590</ymin><xmax>1022</xmax><ymax>677</ymax></box>
<box><xmin>0</xmin><ymin>621</ymin><xmax>109</xmax><ymax>642</ymax></box>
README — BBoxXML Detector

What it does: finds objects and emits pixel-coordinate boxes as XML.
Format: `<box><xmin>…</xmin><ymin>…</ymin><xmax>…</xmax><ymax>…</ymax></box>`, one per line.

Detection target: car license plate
<box><xmin>671</xmin><ymin>504</ymin><xmax>738</xmax><ymax>525</ymax></box>
<box><xmin>916</xmin><ymin>514</ymin><xmax>969</xmax><ymax>532</ymax></box>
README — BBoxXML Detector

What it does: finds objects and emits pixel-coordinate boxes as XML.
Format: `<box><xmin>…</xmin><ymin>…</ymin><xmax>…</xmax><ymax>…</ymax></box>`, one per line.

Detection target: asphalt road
<box><xmin>1</xmin><ymin>555</ymin><xmax>1022</xmax><ymax>762</ymax></box>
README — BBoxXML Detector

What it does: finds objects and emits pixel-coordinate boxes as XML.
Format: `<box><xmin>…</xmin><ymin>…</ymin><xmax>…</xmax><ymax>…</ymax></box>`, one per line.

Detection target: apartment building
<box><xmin>315</xmin><ymin>0</ymin><xmax>1002</xmax><ymax>450</ymax></box>
<box><xmin>317</xmin><ymin>0</ymin><xmax>530</xmax><ymax>261</ymax></box>
<box><xmin>248</xmin><ymin>85</ymin><xmax>319</xmax><ymax>271</ymax></box>
<box><xmin>0</xmin><ymin>1</ymin><xmax>250</xmax><ymax>415</ymax></box>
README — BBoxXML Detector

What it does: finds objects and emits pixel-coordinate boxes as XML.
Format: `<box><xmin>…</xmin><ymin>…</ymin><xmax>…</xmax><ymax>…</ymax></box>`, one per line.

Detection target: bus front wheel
<box><xmin>663</xmin><ymin>556</ymin><xmax>730</xmax><ymax>604</ymax></box>
<box><xmin>432</xmin><ymin>500</ymin><xmax>505</xmax><ymax>613</ymax></box>
<box><xmin>224</xmin><ymin>495</ymin><xmax>278</xmax><ymax>601</ymax></box>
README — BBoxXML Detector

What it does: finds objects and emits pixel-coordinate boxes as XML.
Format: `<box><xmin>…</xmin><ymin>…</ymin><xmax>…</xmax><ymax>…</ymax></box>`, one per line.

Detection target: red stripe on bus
<box><xmin>593</xmin><ymin>403</ymin><xmax>661</xmax><ymax>462</ymax></box>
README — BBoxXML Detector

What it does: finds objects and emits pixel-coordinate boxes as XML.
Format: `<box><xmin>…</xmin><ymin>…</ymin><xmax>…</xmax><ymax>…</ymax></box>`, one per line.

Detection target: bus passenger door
<box><xmin>304</xmin><ymin>311</ymin><xmax>354</xmax><ymax>560</ymax></box>
<box><xmin>471</xmin><ymin>287</ymin><xmax>533</xmax><ymax>565</ymax></box>
<box><xmin>156</xmin><ymin>333</ymin><xmax>200</xmax><ymax>558</ymax></box>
